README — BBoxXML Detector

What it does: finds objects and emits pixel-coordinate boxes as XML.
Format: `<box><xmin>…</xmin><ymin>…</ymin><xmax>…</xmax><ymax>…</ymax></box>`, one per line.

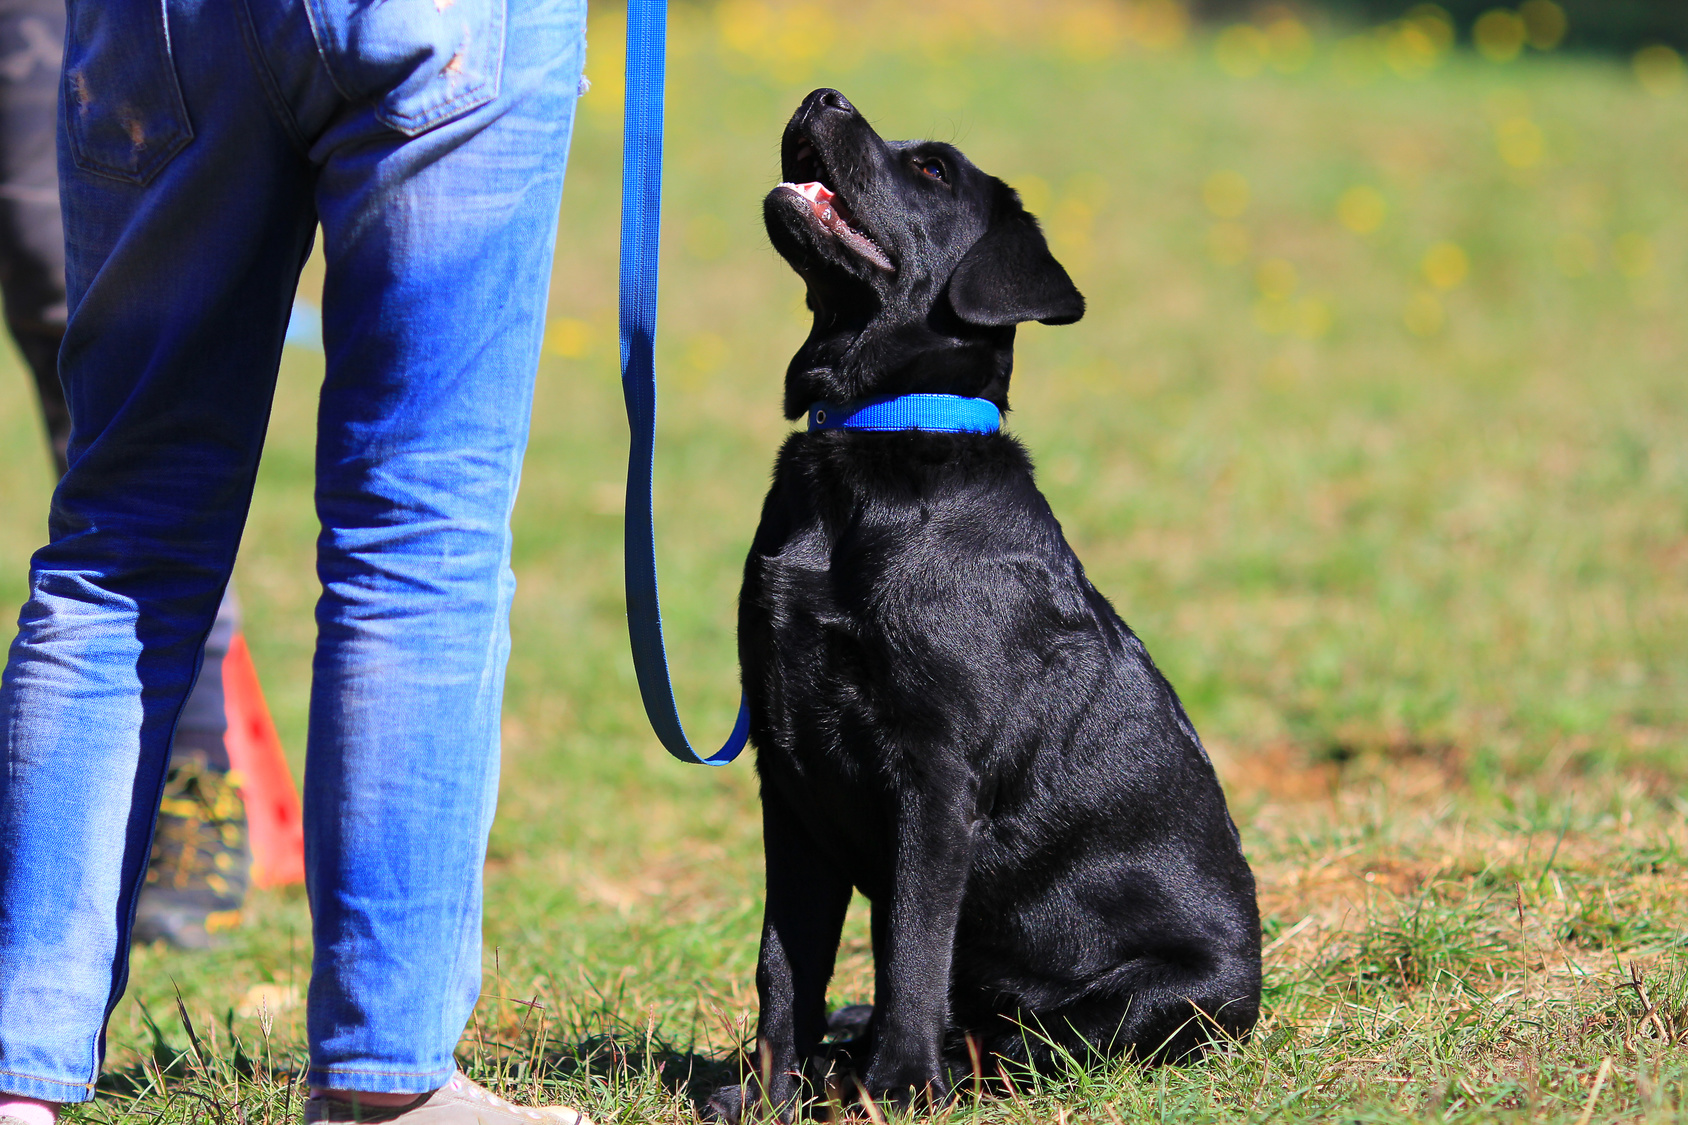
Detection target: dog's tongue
<box><xmin>782</xmin><ymin>179</ymin><xmax>846</xmax><ymax>232</ymax></box>
<box><xmin>779</xmin><ymin>180</ymin><xmax>839</xmax><ymax>227</ymax></box>
<box><xmin>778</xmin><ymin>180</ymin><xmax>895</xmax><ymax>271</ymax></box>
<box><xmin>792</xmin><ymin>181</ymin><xmax>833</xmax><ymax>206</ymax></box>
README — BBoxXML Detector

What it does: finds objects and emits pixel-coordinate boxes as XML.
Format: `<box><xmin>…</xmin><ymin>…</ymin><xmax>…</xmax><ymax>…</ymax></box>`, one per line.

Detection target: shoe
<box><xmin>304</xmin><ymin>1073</ymin><xmax>592</xmax><ymax>1125</ymax></box>
<box><xmin>0</xmin><ymin>1100</ymin><xmax>61</xmax><ymax>1125</ymax></box>
<box><xmin>132</xmin><ymin>759</ymin><xmax>250</xmax><ymax>950</ymax></box>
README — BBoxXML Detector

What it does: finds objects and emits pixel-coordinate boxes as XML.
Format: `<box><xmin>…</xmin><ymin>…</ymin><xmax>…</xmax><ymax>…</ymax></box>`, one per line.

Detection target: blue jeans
<box><xmin>0</xmin><ymin>0</ymin><xmax>585</xmax><ymax>1100</ymax></box>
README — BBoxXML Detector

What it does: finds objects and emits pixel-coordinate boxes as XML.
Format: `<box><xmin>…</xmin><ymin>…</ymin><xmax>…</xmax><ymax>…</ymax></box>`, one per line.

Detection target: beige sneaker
<box><xmin>304</xmin><ymin>1073</ymin><xmax>591</xmax><ymax>1125</ymax></box>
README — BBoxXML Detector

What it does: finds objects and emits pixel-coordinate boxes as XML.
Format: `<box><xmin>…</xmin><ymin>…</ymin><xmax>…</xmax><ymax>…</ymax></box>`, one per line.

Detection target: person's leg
<box><xmin>0</xmin><ymin>0</ymin><xmax>315</xmax><ymax>1100</ymax></box>
<box><xmin>0</xmin><ymin>0</ymin><xmax>254</xmax><ymax>956</ymax></box>
<box><xmin>169</xmin><ymin>590</ymin><xmax>238</xmax><ymax>773</ymax></box>
<box><xmin>133</xmin><ymin>588</ymin><xmax>254</xmax><ymax>949</ymax></box>
<box><xmin>295</xmin><ymin>0</ymin><xmax>586</xmax><ymax>1093</ymax></box>
<box><xmin>0</xmin><ymin>0</ymin><xmax>69</xmax><ymax>474</ymax></box>
<box><xmin>0</xmin><ymin>0</ymin><xmax>587</xmax><ymax>1104</ymax></box>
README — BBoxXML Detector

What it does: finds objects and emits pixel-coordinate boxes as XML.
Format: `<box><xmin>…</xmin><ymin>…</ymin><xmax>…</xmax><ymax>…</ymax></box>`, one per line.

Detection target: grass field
<box><xmin>2</xmin><ymin>3</ymin><xmax>1685</xmax><ymax>1122</ymax></box>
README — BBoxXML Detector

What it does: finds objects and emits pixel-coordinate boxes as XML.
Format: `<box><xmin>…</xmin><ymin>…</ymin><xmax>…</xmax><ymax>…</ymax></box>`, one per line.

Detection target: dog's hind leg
<box><xmin>976</xmin><ymin>951</ymin><xmax>1261</xmax><ymax>1072</ymax></box>
<box><xmin>733</xmin><ymin>797</ymin><xmax>853</xmax><ymax>1121</ymax></box>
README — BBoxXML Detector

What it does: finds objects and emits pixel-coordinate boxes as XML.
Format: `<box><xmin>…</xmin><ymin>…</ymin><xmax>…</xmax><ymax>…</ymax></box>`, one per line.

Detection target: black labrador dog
<box><xmin>724</xmin><ymin>89</ymin><xmax>1260</xmax><ymax>1118</ymax></box>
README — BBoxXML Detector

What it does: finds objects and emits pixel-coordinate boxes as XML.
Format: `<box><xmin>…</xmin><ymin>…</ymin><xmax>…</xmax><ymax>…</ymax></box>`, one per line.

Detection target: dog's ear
<box><xmin>948</xmin><ymin>199</ymin><xmax>1085</xmax><ymax>327</ymax></box>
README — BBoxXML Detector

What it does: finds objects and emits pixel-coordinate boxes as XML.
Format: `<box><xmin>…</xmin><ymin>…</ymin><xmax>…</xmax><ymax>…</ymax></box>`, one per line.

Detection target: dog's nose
<box><xmin>802</xmin><ymin>88</ymin><xmax>855</xmax><ymax>120</ymax></box>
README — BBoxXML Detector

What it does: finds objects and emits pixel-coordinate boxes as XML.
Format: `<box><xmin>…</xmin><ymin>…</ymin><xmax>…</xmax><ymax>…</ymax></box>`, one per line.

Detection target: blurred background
<box><xmin>2</xmin><ymin>2</ymin><xmax>1684</xmax><ymax>1120</ymax></box>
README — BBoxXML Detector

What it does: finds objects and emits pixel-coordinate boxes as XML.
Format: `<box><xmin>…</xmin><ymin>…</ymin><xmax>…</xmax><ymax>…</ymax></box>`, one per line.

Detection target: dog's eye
<box><xmin>917</xmin><ymin>158</ymin><xmax>948</xmax><ymax>183</ymax></box>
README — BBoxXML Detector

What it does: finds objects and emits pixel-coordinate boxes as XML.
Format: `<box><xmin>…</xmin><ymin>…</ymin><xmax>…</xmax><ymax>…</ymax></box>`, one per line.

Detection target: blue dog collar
<box><xmin>808</xmin><ymin>394</ymin><xmax>1002</xmax><ymax>434</ymax></box>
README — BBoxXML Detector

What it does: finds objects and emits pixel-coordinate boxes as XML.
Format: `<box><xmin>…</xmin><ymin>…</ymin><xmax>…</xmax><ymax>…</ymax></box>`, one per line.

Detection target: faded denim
<box><xmin>0</xmin><ymin>0</ymin><xmax>585</xmax><ymax>1100</ymax></box>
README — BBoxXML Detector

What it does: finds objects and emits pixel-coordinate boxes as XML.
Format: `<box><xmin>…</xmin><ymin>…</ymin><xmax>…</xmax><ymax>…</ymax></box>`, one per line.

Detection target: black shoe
<box><xmin>133</xmin><ymin>759</ymin><xmax>251</xmax><ymax>950</ymax></box>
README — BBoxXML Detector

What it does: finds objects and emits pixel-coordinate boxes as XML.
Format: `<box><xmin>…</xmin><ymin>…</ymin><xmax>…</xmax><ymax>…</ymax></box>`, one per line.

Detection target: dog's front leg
<box><xmin>746</xmin><ymin>795</ymin><xmax>853</xmax><ymax>1120</ymax></box>
<box><xmin>863</xmin><ymin>790</ymin><xmax>977</xmax><ymax>1109</ymax></box>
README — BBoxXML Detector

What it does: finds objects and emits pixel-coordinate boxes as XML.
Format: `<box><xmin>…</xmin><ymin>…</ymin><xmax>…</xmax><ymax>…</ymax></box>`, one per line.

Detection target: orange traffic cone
<box><xmin>223</xmin><ymin>632</ymin><xmax>305</xmax><ymax>887</ymax></box>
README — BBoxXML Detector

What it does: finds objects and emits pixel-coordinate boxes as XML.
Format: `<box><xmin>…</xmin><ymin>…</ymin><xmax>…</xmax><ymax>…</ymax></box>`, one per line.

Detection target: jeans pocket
<box><xmin>307</xmin><ymin>0</ymin><xmax>508</xmax><ymax>137</ymax></box>
<box><xmin>61</xmin><ymin>0</ymin><xmax>194</xmax><ymax>185</ymax></box>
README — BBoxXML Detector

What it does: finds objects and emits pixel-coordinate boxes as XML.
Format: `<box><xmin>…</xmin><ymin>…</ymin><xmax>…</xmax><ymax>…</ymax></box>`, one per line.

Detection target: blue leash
<box><xmin>616</xmin><ymin>3</ymin><xmax>1002</xmax><ymax>765</ymax></box>
<box><xmin>619</xmin><ymin>0</ymin><xmax>748</xmax><ymax>765</ymax></box>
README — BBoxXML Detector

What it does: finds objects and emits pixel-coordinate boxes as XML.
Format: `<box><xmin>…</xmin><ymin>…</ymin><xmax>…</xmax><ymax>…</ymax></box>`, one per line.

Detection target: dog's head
<box><xmin>764</xmin><ymin>89</ymin><xmax>1084</xmax><ymax>419</ymax></box>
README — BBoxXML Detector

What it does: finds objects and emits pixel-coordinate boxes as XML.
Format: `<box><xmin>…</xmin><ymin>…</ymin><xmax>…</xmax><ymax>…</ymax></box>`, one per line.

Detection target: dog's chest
<box><xmin>741</xmin><ymin>444</ymin><xmax>1102</xmax><ymax>788</ymax></box>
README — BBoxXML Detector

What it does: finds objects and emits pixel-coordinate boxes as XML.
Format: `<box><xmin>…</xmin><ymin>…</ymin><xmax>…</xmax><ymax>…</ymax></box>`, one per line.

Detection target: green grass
<box><xmin>1</xmin><ymin>4</ymin><xmax>1685</xmax><ymax>1121</ymax></box>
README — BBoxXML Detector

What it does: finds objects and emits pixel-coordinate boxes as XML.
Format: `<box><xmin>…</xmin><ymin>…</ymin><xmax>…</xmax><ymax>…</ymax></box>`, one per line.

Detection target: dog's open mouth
<box><xmin>777</xmin><ymin>180</ymin><xmax>895</xmax><ymax>272</ymax></box>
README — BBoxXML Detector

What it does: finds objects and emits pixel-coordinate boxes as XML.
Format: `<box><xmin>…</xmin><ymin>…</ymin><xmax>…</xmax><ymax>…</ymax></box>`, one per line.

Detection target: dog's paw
<box><xmin>862</xmin><ymin>1063</ymin><xmax>951</xmax><ymax>1112</ymax></box>
<box><xmin>705</xmin><ymin>1084</ymin><xmax>803</xmax><ymax>1124</ymax></box>
<box><xmin>826</xmin><ymin>1003</ymin><xmax>873</xmax><ymax>1041</ymax></box>
<box><xmin>703</xmin><ymin>1084</ymin><xmax>748</xmax><ymax>1124</ymax></box>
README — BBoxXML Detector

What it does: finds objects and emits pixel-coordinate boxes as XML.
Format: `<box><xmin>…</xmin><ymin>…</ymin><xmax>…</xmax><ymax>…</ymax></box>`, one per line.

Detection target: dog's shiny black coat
<box><xmin>729</xmin><ymin>90</ymin><xmax>1260</xmax><ymax>1115</ymax></box>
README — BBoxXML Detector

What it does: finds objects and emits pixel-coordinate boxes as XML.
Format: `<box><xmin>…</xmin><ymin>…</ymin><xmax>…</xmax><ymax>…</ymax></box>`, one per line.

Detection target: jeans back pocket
<box><xmin>305</xmin><ymin>0</ymin><xmax>507</xmax><ymax>137</ymax></box>
<box><xmin>61</xmin><ymin>0</ymin><xmax>194</xmax><ymax>185</ymax></box>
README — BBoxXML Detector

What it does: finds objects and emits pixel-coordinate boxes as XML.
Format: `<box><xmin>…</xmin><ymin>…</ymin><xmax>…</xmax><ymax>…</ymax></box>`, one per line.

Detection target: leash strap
<box><xmin>619</xmin><ymin>0</ymin><xmax>748</xmax><ymax>766</ymax></box>
<box><xmin>808</xmin><ymin>394</ymin><xmax>1003</xmax><ymax>434</ymax></box>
